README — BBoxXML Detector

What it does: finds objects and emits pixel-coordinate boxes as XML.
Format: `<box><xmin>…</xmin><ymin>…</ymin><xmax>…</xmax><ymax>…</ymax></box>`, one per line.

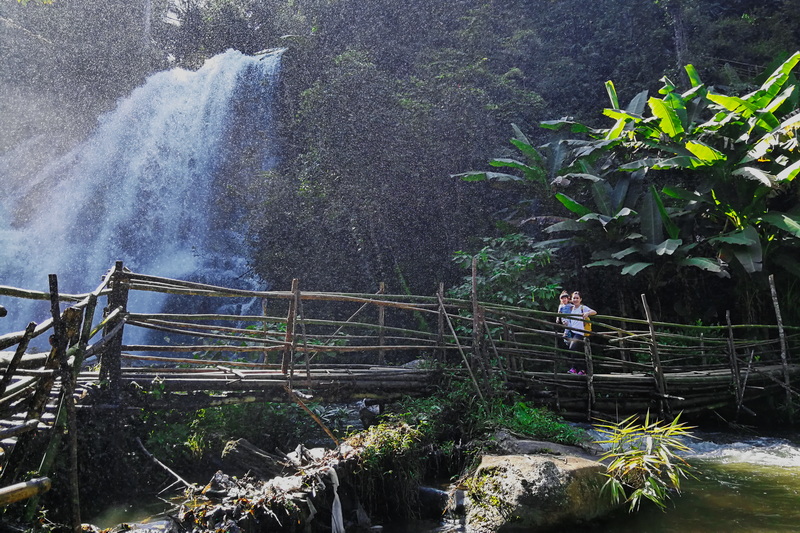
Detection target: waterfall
<box><xmin>0</xmin><ymin>49</ymin><xmax>282</xmax><ymax>341</ymax></box>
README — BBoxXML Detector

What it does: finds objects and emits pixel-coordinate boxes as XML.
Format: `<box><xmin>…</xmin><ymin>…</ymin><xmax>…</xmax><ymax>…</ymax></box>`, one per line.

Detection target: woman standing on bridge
<box><xmin>564</xmin><ymin>291</ymin><xmax>596</xmax><ymax>351</ymax></box>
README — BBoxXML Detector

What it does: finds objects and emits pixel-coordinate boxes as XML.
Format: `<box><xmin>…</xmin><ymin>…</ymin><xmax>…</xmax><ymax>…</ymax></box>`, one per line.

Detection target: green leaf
<box><xmin>613</xmin><ymin>207</ymin><xmax>636</xmax><ymax>219</ymax></box>
<box><xmin>655</xmin><ymin>239</ymin><xmax>683</xmax><ymax>256</ymax></box>
<box><xmin>555</xmin><ymin>193</ymin><xmax>592</xmax><ymax>217</ymax></box>
<box><xmin>490</xmin><ymin>158</ymin><xmax>530</xmax><ymax>170</ymax></box>
<box><xmin>511</xmin><ymin>123</ymin><xmax>532</xmax><ymax>146</ymax></box>
<box><xmin>510</xmin><ymin>124</ymin><xmax>545</xmax><ymax>166</ymax></box>
<box><xmin>545</xmin><ymin>220</ymin><xmax>589</xmax><ymax>233</ymax></box>
<box><xmin>540</xmin><ymin>118</ymin><xmax>591</xmax><ymax>133</ymax></box>
<box><xmin>732</xmin><ymin>166</ymin><xmax>774</xmax><ymax>186</ymax></box>
<box><xmin>662</xmin><ymin>186</ymin><xmax>709</xmax><ymax>204</ymax></box>
<box><xmin>707</xmin><ymin>93</ymin><xmax>758</xmax><ymax>117</ymax></box>
<box><xmin>610</xmin><ymin>175</ymin><xmax>631</xmax><ymax>212</ymax></box>
<box><xmin>605</xmin><ymin>80</ymin><xmax>620</xmax><ymax>109</ymax></box>
<box><xmin>750</xmin><ymin>51</ymin><xmax>800</xmax><ymax>106</ymax></box>
<box><xmin>627</xmin><ymin>90</ymin><xmax>650</xmax><ymax>116</ymax></box>
<box><xmin>684</xmin><ymin>64</ymin><xmax>702</xmax><ymax>88</ymax></box>
<box><xmin>761</xmin><ymin>212</ymin><xmax>800</xmax><ymax>237</ymax></box>
<box><xmin>639</xmin><ymin>190</ymin><xmax>663</xmax><ymax>245</ymax></box>
<box><xmin>776</xmin><ymin>159</ymin><xmax>800</xmax><ymax>183</ymax></box>
<box><xmin>743</xmin><ymin>111</ymin><xmax>800</xmax><ymax>163</ymax></box>
<box><xmin>715</xmin><ymin>226</ymin><xmax>763</xmax><ymax>273</ymax></box>
<box><xmin>732</xmin><ymin>243</ymin><xmax>763</xmax><ymax>273</ymax></box>
<box><xmin>648</xmin><ymin>97</ymin><xmax>684</xmax><ymax>138</ymax></box>
<box><xmin>621</xmin><ymin>262</ymin><xmax>652</xmax><ymax>276</ymax></box>
<box><xmin>685</xmin><ymin>140</ymin><xmax>725</xmax><ymax>164</ymax></box>
<box><xmin>710</xmin><ymin>229</ymin><xmax>759</xmax><ymax>246</ymax></box>
<box><xmin>586</xmin><ymin>259</ymin><xmax>626</xmax><ymax>268</ymax></box>
<box><xmin>677</xmin><ymin>257</ymin><xmax>723</xmax><ymax>273</ymax></box>
<box><xmin>611</xmin><ymin>247</ymin><xmax>639</xmax><ymax>260</ymax></box>
<box><xmin>652</xmin><ymin>156</ymin><xmax>704</xmax><ymax>170</ymax></box>
<box><xmin>592</xmin><ymin>180</ymin><xmax>614</xmax><ymax>216</ymax></box>
<box><xmin>564</xmin><ymin>172</ymin><xmax>603</xmax><ymax>182</ymax></box>
<box><xmin>578</xmin><ymin>212</ymin><xmax>614</xmax><ymax>227</ymax></box>
<box><xmin>651</xmin><ymin>185</ymin><xmax>681</xmax><ymax>240</ymax></box>
<box><xmin>453</xmin><ymin>171</ymin><xmax>522</xmax><ymax>182</ymax></box>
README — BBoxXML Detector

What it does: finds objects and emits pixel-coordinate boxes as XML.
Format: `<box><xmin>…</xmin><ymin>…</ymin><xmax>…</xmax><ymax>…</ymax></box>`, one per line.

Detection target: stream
<box><xmin>88</xmin><ymin>432</ymin><xmax>800</xmax><ymax>532</ymax></box>
<box><xmin>381</xmin><ymin>432</ymin><xmax>800</xmax><ymax>533</ymax></box>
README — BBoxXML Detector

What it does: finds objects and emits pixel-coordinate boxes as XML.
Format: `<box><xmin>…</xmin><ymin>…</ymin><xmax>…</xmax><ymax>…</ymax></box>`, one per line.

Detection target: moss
<box><xmin>464</xmin><ymin>466</ymin><xmax>516</xmax><ymax>525</ymax></box>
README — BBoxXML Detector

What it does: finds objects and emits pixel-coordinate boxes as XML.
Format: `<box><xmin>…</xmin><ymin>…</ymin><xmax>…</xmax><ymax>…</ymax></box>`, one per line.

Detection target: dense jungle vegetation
<box><xmin>2</xmin><ymin>0</ymin><xmax>800</xmax><ymax>326</ymax></box>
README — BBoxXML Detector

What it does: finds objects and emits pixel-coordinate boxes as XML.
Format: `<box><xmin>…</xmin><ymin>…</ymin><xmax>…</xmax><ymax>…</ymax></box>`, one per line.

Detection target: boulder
<box><xmin>464</xmin><ymin>453</ymin><xmax>616</xmax><ymax>532</ymax></box>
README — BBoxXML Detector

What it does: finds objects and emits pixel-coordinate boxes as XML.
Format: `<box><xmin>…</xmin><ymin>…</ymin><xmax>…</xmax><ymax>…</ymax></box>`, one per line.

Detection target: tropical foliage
<box><xmin>449</xmin><ymin>233</ymin><xmax>562</xmax><ymax>309</ymax></box>
<box><xmin>464</xmin><ymin>54</ymin><xmax>800</xmax><ymax>323</ymax></box>
<box><xmin>594</xmin><ymin>412</ymin><xmax>695</xmax><ymax>512</ymax></box>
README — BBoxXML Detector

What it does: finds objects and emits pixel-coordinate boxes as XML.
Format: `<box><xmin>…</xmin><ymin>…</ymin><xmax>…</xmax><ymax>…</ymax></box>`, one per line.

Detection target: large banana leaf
<box><xmin>555</xmin><ymin>193</ymin><xmax>592</xmax><ymax>217</ymax></box>
<box><xmin>761</xmin><ymin>212</ymin><xmax>800</xmax><ymax>237</ymax></box>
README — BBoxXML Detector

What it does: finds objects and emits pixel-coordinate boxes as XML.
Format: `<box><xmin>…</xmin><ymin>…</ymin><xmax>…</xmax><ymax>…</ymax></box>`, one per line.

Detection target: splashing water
<box><xmin>0</xmin><ymin>49</ymin><xmax>282</xmax><ymax>339</ymax></box>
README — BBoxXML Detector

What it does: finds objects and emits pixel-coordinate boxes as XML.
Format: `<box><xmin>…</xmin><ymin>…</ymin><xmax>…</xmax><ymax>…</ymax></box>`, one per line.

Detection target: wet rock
<box><xmin>490</xmin><ymin>429</ymin><xmax>603</xmax><ymax>460</ymax></box>
<box><xmin>464</xmin><ymin>453</ymin><xmax>617</xmax><ymax>532</ymax></box>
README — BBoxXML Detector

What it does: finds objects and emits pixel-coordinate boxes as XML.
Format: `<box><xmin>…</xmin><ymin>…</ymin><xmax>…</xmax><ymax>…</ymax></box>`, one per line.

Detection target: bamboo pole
<box><xmin>297</xmin><ymin>296</ymin><xmax>310</xmax><ymax>383</ymax></box>
<box><xmin>0</xmin><ymin>478</ymin><xmax>51</xmax><ymax>507</ymax></box>
<box><xmin>284</xmin><ymin>384</ymin><xmax>339</xmax><ymax>446</ymax></box>
<box><xmin>0</xmin><ymin>420</ymin><xmax>39</xmax><ymax>440</ymax></box>
<box><xmin>737</xmin><ymin>349</ymin><xmax>756</xmax><ymax>419</ymax></box>
<box><xmin>584</xmin><ymin>335</ymin><xmax>595</xmax><ymax>421</ymax></box>
<box><xmin>48</xmin><ymin>275</ymin><xmax>81</xmax><ymax>532</ymax></box>
<box><xmin>378</xmin><ymin>282</ymin><xmax>386</xmax><ymax>365</ymax></box>
<box><xmin>281</xmin><ymin>279</ymin><xmax>299</xmax><ymax>375</ymax></box>
<box><xmin>725</xmin><ymin>310</ymin><xmax>743</xmax><ymax>412</ymax></box>
<box><xmin>100</xmin><ymin>261</ymin><xmax>129</xmax><ymax>403</ymax></box>
<box><xmin>641</xmin><ymin>294</ymin><xmax>668</xmax><ymax>417</ymax></box>
<box><xmin>0</xmin><ymin>322</ymin><xmax>36</xmax><ymax>397</ymax></box>
<box><xmin>769</xmin><ymin>274</ymin><xmax>792</xmax><ymax>419</ymax></box>
<box><xmin>261</xmin><ymin>297</ymin><xmax>269</xmax><ymax>365</ymax></box>
<box><xmin>436</xmin><ymin>283</ymin><xmax>445</xmax><ymax>364</ymax></box>
<box><xmin>438</xmin><ymin>292</ymin><xmax>484</xmax><ymax>403</ymax></box>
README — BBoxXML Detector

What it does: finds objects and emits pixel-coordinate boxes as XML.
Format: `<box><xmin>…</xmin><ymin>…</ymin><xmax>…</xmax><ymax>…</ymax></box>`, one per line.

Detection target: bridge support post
<box><xmin>583</xmin><ymin>338</ymin><xmax>595</xmax><ymax>421</ymax></box>
<box><xmin>641</xmin><ymin>294</ymin><xmax>668</xmax><ymax>417</ymax></box>
<box><xmin>378</xmin><ymin>282</ymin><xmax>385</xmax><ymax>365</ymax></box>
<box><xmin>100</xmin><ymin>261</ymin><xmax>129</xmax><ymax>404</ymax></box>
<box><xmin>47</xmin><ymin>275</ymin><xmax>81</xmax><ymax>532</ymax></box>
<box><xmin>436</xmin><ymin>283</ymin><xmax>445</xmax><ymax>364</ymax></box>
<box><xmin>281</xmin><ymin>279</ymin><xmax>299</xmax><ymax>375</ymax></box>
<box><xmin>769</xmin><ymin>274</ymin><xmax>792</xmax><ymax>421</ymax></box>
<box><xmin>725</xmin><ymin>310</ymin><xmax>744</xmax><ymax>419</ymax></box>
<box><xmin>471</xmin><ymin>257</ymin><xmax>490</xmax><ymax>391</ymax></box>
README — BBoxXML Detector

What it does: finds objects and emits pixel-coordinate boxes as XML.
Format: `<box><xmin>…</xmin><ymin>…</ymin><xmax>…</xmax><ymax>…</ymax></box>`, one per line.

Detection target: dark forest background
<box><xmin>2</xmin><ymin>0</ymin><xmax>799</xmax><ymax>324</ymax></box>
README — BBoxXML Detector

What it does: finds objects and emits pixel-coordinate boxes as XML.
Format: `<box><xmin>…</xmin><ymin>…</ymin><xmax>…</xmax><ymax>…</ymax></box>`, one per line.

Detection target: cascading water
<box><xmin>0</xmin><ymin>49</ymin><xmax>282</xmax><ymax>343</ymax></box>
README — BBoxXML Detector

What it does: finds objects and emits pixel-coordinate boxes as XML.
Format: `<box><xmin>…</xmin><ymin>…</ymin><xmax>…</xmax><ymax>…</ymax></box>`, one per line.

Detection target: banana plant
<box><xmin>540</xmin><ymin>52</ymin><xmax>800</xmax><ymax>280</ymax></box>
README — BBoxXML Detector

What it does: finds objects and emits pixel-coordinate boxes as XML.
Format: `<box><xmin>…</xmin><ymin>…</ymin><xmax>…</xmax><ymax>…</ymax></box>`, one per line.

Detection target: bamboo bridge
<box><xmin>0</xmin><ymin>261</ymin><xmax>797</xmax><ymax>518</ymax></box>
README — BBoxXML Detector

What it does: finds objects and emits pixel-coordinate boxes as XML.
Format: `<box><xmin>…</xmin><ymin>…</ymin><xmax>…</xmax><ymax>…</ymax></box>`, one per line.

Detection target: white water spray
<box><xmin>0</xmin><ymin>49</ymin><xmax>282</xmax><ymax>338</ymax></box>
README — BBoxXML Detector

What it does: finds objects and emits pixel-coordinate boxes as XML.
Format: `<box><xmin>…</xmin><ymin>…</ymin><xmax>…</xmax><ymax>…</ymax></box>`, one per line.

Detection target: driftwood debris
<box><xmin>220</xmin><ymin>438</ymin><xmax>290</xmax><ymax>480</ymax></box>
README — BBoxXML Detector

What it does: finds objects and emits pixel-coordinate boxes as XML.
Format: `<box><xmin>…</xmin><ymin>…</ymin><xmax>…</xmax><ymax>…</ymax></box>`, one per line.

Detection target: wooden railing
<box><xmin>0</xmin><ymin>261</ymin><xmax>798</xmax><ymax>526</ymax></box>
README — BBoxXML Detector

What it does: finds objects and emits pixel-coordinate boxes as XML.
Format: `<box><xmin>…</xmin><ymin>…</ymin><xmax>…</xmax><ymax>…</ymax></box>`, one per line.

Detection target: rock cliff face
<box><xmin>462</xmin><ymin>432</ymin><xmax>617</xmax><ymax>532</ymax></box>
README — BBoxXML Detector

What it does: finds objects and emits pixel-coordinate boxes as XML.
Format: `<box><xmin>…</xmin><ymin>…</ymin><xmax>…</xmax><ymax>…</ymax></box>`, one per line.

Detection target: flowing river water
<box><xmin>381</xmin><ymin>432</ymin><xmax>800</xmax><ymax>533</ymax></box>
<box><xmin>90</xmin><ymin>431</ymin><xmax>800</xmax><ymax>532</ymax></box>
